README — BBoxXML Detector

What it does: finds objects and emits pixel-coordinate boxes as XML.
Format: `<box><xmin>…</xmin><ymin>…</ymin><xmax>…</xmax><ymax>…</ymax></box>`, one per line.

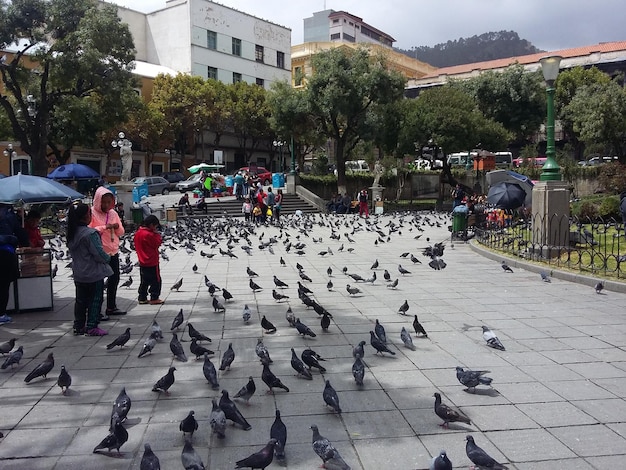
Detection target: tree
<box><xmin>0</xmin><ymin>0</ymin><xmax>137</xmax><ymax>175</ymax></box>
<box><xmin>304</xmin><ymin>47</ymin><xmax>406</xmax><ymax>195</ymax></box>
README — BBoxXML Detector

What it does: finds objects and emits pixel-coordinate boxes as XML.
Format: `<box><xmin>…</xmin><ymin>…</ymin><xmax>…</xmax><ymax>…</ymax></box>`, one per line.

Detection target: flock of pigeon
<box><xmin>3</xmin><ymin>208</ymin><xmax>608</xmax><ymax>469</ymax></box>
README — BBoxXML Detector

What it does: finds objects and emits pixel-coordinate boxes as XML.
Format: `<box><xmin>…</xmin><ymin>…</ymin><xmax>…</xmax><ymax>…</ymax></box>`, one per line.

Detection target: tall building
<box><xmin>304</xmin><ymin>10</ymin><xmax>395</xmax><ymax>47</ymax></box>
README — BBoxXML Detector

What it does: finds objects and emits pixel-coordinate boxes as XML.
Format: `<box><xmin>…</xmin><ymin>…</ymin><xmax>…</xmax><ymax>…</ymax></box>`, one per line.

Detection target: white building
<box><xmin>304</xmin><ymin>10</ymin><xmax>395</xmax><ymax>48</ymax></box>
<box><xmin>112</xmin><ymin>0</ymin><xmax>292</xmax><ymax>88</ymax></box>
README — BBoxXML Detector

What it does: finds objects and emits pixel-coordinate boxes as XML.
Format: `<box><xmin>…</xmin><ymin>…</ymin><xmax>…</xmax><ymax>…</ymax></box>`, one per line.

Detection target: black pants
<box><xmin>0</xmin><ymin>249</ymin><xmax>19</xmax><ymax>316</ymax></box>
<box><xmin>106</xmin><ymin>254</ymin><xmax>120</xmax><ymax>311</ymax></box>
<box><xmin>74</xmin><ymin>280</ymin><xmax>104</xmax><ymax>330</ymax></box>
<box><xmin>138</xmin><ymin>265</ymin><xmax>161</xmax><ymax>301</ymax></box>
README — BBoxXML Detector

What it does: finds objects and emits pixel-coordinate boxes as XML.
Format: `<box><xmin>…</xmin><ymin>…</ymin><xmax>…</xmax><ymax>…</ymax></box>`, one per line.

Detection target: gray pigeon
<box><xmin>323</xmin><ymin>380</ymin><xmax>341</xmax><ymax>414</ymax></box>
<box><xmin>295</xmin><ymin>318</ymin><xmax>316</xmax><ymax>337</ymax></box>
<box><xmin>242</xmin><ymin>304</ymin><xmax>251</xmax><ymax>323</ymax></box>
<box><xmin>106</xmin><ymin>328</ymin><xmax>131</xmax><ymax>350</ymax></box>
<box><xmin>398</xmin><ymin>299</ymin><xmax>409</xmax><ymax>315</ymax></box>
<box><xmin>24</xmin><ymin>352</ymin><xmax>54</xmax><ymax>383</ymax></box>
<box><xmin>400</xmin><ymin>327</ymin><xmax>415</xmax><ymax>350</ymax></box>
<box><xmin>501</xmin><ymin>261</ymin><xmax>513</xmax><ymax>273</ymax></box>
<box><xmin>262</xmin><ymin>363</ymin><xmax>290</xmax><ymax>393</ymax></box>
<box><xmin>595</xmin><ymin>281</ymin><xmax>604</xmax><ymax>294</ymax></box>
<box><xmin>138</xmin><ymin>333</ymin><xmax>158</xmax><ymax>358</ymax></box>
<box><xmin>302</xmin><ymin>349</ymin><xmax>326</xmax><ymax>372</ymax></box>
<box><xmin>352</xmin><ymin>357</ymin><xmax>365</xmax><ymax>386</ymax></box>
<box><xmin>57</xmin><ymin>365</ymin><xmax>72</xmax><ymax>395</ymax></box>
<box><xmin>170</xmin><ymin>333</ymin><xmax>188</xmax><ymax>362</ymax></box>
<box><xmin>374</xmin><ymin>319</ymin><xmax>386</xmax><ymax>343</ymax></box>
<box><xmin>219</xmin><ymin>343</ymin><xmax>235</xmax><ymax>370</ymax></box>
<box><xmin>171</xmin><ymin>309</ymin><xmax>184</xmax><ymax>331</ymax></box>
<box><xmin>210</xmin><ymin>398</ymin><xmax>227</xmax><ymax>438</ymax></box>
<box><xmin>413</xmin><ymin>315</ymin><xmax>428</xmax><ymax>337</ymax></box>
<box><xmin>233</xmin><ymin>376</ymin><xmax>256</xmax><ymax>404</ymax></box>
<box><xmin>150</xmin><ymin>320</ymin><xmax>163</xmax><ymax>340</ymax></box>
<box><xmin>93</xmin><ymin>419</ymin><xmax>128</xmax><ymax>453</ymax></box>
<box><xmin>181</xmin><ymin>438</ymin><xmax>205</xmax><ymax>469</ymax></box>
<box><xmin>482</xmin><ymin>326</ymin><xmax>505</xmax><ymax>351</ymax></box>
<box><xmin>179</xmin><ymin>410</ymin><xmax>198</xmax><ymax>437</ymax></box>
<box><xmin>111</xmin><ymin>387</ymin><xmax>132</xmax><ymax>427</ymax></box>
<box><xmin>235</xmin><ymin>438</ymin><xmax>277</xmax><ymax>469</ymax></box>
<box><xmin>434</xmin><ymin>392</ymin><xmax>471</xmax><ymax>427</ymax></box>
<box><xmin>270</xmin><ymin>409</ymin><xmax>287</xmax><ymax>461</ymax></box>
<box><xmin>255</xmin><ymin>338</ymin><xmax>272</xmax><ymax>365</ymax></box>
<box><xmin>311</xmin><ymin>425</ymin><xmax>341</xmax><ymax>464</ymax></box>
<box><xmin>291</xmin><ymin>348</ymin><xmax>313</xmax><ymax>379</ymax></box>
<box><xmin>0</xmin><ymin>338</ymin><xmax>16</xmax><ymax>355</ymax></box>
<box><xmin>466</xmin><ymin>435</ymin><xmax>508</xmax><ymax>469</ymax></box>
<box><xmin>369</xmin><ymin>331</ymin><xmax>395</xmax><ymax>356</ymax></box>
<box><xmin>152</xmin><ymin>366</ymin><xmax>176</xmax><ymax>395</ymax></box>
<box><xmin>202</xmin><ymin>353</ymin><xmax>219</xmax><ymax>389</ymax></box>
<box><xmin>540</xmin><ymin>271</ymin><xmax>551</xmax><ymax>282</ymax></box>
<box><xmin>285</xmin><ymin>306</ymin><xmax>296</xmax><ymax>327</ymax></box>
<box><xmin>429</xmin><ymin>450</ymin><xmax>452</xmax><ymax>470</ymax></box>
<box><xmin>187</xmin><ymin>323</ymin><xmax>211</xmax><ymax>342</ymax></box>
<box><xmin>140</xmin><ymin>443</ymin><xmax>161</xmax><ymax>470</ymax></box>
<box><xmin>219</xmin><ymin>389</ymin><xmax>251</xmax><ymax>430</ymax></box>
<box><xmin>190</xmin><ymin>338</ymin><xmax>214</xmax><ymax>360</ymax></box>
<box><xmin>353</xmin><ymin>341</ymin><xmax>366</xmax><ymax>359</ymax></box>
<box><xmin>456</xmin><ymin>366</ymin><xmax>493</xmax><ymax>392</ymax></box>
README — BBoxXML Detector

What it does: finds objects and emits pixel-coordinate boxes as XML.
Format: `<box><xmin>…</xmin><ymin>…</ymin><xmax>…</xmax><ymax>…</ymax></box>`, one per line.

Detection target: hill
<box><xmin>397</xmin><ymin>30</ymin><xmax>543</xmax><ymax>68</ymax></box>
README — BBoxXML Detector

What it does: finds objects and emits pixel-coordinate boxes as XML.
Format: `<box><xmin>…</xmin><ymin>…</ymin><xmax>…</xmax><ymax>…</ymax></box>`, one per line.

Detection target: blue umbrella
<box><xmin>487</xmin><ymin>182</ymin><xmax>527</xmax><ymax>209</ymax></box>
<box><xmin>47</xmin><ymin>163</ymin><xmax>100</xmax><ymax>180</ymax></box>
<box><xmin>0</xmin><ymin>174</ymin><xmax>84</xmax><ymax>204</ymax></box>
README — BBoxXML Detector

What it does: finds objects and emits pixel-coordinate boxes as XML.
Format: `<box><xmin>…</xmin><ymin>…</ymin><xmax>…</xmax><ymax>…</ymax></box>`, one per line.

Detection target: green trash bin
<box><xmin>131</xmin><ymin>207</ymin><xmax>144</xmax><ymax>225</ymax></box>
<box><xmin>452</xmin><ymin>212</ymin><xmax>467</xmax><ymax>232</ymax></box>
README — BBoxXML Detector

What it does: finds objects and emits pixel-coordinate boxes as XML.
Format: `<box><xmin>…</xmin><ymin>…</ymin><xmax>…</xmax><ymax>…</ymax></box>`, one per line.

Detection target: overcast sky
<box><xmin>110</xmin><ymin>0</ymin><xmax>624</xmax><ymax>52</ymax></box>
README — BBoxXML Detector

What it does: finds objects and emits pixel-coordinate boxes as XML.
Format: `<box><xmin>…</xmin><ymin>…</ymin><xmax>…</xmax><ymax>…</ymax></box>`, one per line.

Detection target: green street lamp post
<box><xmin>539</xmin><ymin>55</ymin><xmax>562</xmax><ymax>181</ymax></box>
<box><xmin>289</xmin><ymin>136</ymin><xmax>296</xmax><ymax>176</ymax></box>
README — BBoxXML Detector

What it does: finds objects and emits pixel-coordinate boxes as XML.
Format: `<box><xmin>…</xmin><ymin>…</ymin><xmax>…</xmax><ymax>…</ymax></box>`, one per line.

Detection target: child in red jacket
<box><xmin>133</xmin><ymin>215</ymin><xmax>163</xmax><ymax>305</ymax></box>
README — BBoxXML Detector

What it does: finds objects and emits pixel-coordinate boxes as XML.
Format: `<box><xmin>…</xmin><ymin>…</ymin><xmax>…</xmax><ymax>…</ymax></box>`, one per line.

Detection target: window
<box><xmin>276</xmin><ymin>51</ymin><xmax>285</xmax><ymax>69</ymax></box>
<box><xmin>255</xmin><ymin>78</ymin><xmax>264</xmax><ymax>87</ymax></box>
<box><xmin>332</xmin><ymin>19</ymin><xmax>339</xmax><ymax>24</ymax></box>
<box><xmin>232</xmin><ymin>37</ymin><xmax>241</xmax><ymax>56</ymax></box>
<box><xmin>207</xmin><ymin>30</ymin><xmax>217</xmax><ymax>50</ymax></box>
<box><xmin>207</xmin><ymin>66</ymin><xmax>217</xmax><ymax>80</ymax></box>
<box><xmin>233</xmin><ymin>72</ymin><xmax>242</xmax><ymax>83</ymax></box>
<box><xmin>151</xmin><ymin>163</ymin><xmax>164</xmax><ymax>175</ymax></box>
<box><xmin>330</xmin><ymin>33</ymin><xmax>340</xmax><ymax>40</ymax></box>
<box><xmin>343</xmin><ymin>33</ymin><xmax>355</xmax><ymax>43</ymax></box>
<box><xmin>255</xmin><ymin>44</ymin><xmax>264</xmax><ymax>63</ymax></box>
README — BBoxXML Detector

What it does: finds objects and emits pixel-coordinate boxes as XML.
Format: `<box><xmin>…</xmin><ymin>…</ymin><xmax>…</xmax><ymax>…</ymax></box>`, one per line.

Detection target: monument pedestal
<box><xmin>286</xmin><ymin>173</ymin><xmax>297</xmax><ymax>195</ymax></box>
<box><xmin>112</xmin><ymin>182</ymin><xmax>136</xmax><ymax>224</ymax></box>
<box><xmin>531</xmin><ymin>180</ymin><xmax>570</xmax><ymax>258</ymax></box>
<box><xmin>370</xmin><ymin>186</ymin><xmax>384</xmax><ymax>214</ymax></box>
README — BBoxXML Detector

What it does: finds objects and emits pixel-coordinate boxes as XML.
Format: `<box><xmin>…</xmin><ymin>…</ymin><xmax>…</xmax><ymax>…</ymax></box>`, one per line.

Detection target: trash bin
<box><xmin>452</xmin><ymin>212</ymin><xmax>467</xmax><ymax>232</ymax></box>
<box><xmin>131</xmin><ymin>207</ymin><xmax>144</xmax><ymax>224</ymax></box>
<box><xmin>272</xmin><ymin>173</ymin><xmax>285</xmax><ymax>188</ymax></box>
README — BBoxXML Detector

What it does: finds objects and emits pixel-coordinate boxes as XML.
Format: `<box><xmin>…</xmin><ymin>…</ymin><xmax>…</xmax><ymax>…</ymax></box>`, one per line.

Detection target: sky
<box><xmin>109</xmin><ymin>0</ymin><xmax>625</xmax><ymax>52</ymax></box>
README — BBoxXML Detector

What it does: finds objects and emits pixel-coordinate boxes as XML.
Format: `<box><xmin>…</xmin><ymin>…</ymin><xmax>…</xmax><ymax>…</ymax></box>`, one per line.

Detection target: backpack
<box><xmin>359</xmin><ymin>191</ymin><xmax>367</xmax><ymax>203</ymax></box>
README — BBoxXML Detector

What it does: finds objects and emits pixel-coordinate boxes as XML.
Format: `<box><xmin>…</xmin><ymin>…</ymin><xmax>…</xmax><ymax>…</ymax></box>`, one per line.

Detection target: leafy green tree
<box><xmin>304</xmin><ymin>47</ymin><xmax>406</xmax><ymax>194</ymax></box>
<box><xmin>0</xmin><ymin>0</ymin><xmax>137</xmax><ymax>175</ymax></box>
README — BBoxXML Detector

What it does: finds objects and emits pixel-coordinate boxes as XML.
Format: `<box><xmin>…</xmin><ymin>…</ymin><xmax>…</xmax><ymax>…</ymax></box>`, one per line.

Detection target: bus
<box><xmin>494</xmin><ymin>152</ymin><xmax>513</xmax><ymax>169</ymax></box>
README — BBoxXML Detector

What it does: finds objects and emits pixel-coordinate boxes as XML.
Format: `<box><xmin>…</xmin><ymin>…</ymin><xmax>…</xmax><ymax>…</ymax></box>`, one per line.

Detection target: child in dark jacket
<box><xmin>134</xmin><ymin>215</ymin><xmax>163</xmax><ymax>305</ymax></box>
<box><xmin>67</xmin><ymin>203</ymin><xmax>113</xmax><ymax>336</ymax></box>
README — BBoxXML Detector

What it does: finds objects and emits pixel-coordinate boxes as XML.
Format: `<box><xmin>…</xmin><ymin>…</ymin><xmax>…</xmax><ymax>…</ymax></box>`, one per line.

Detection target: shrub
<box><xmin>598</xmin><ymin>196</ymin><xmax>621</xmax><ymax>219</ymax></box>
<box><xmin>575</xmin><ymin>201</ymin><xmax>599</xmax><ymax>220</ymax></box>
<box><xmin>597</xmin><ymin>162</ymin><xmax>626</xmax><ymax>194</ymax></box>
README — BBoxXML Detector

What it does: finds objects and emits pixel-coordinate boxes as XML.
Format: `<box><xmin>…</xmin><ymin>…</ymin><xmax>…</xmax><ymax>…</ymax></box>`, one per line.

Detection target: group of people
<box><xmin>326</xmin><ymin>188</ymin><xmax>370</xmax><ymax>217</ymax></box>
<box><xmin>242</xmin><ymin>185</ymin><xmax>283</xmax><ymax>224</ymax></box>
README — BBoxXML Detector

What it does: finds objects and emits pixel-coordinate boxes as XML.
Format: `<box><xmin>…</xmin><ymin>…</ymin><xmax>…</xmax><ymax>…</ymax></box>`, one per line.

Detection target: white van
<box><xmin>494</xmin><ymin>152</ymin><xmax>513</xmax><ymax>169</ymax></box>
<box><xmin>447</xmin><ymin>152</ymin><xmax>476</xmax><ymax>167</ymax></box>
<box><xmin>334</xmin><ymin>160</ymin><xmax>370</xmax><ymax>175</ymax></box>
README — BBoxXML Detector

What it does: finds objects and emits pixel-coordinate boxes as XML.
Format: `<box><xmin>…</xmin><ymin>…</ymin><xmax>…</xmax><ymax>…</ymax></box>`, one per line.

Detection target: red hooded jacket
<box><xmin>134</xmin><ymin>226</ymin><xmax>162</xmax><ymax>267</ymax></box>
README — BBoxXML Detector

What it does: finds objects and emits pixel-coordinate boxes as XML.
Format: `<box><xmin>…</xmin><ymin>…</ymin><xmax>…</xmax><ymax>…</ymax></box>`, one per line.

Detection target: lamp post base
<box><xmin>531</xmin><ymin>180</ymin><xmax>570</xmax><ymax>257</ymax></box>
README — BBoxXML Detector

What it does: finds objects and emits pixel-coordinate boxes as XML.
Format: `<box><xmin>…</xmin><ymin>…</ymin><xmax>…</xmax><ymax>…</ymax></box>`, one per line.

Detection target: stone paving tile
<box><xmin>516</xmin><ymin>401</ymin><xmax>598</xmax><ymax>427</ymax></box>
<box><xmin>545</xmin><ymin>379</ymin><xmax>619</xmax><ymax>400</ymax></box>
<box><xmin>486</xmin><ymin>428</ymin><xmax>577</xmax><ymax>462</ymax></box>
<box><xmin>548</xmin><ymin>424</ymin><xmax>626</xmax><ymax>457</ymax></box>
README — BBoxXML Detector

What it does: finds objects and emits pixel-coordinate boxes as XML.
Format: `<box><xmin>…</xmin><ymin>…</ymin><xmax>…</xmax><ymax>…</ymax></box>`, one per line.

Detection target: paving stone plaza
<box><xmin>1</xmin><ymin>210</ymin><xmax>625</xmax><ymax>469</ymax></box>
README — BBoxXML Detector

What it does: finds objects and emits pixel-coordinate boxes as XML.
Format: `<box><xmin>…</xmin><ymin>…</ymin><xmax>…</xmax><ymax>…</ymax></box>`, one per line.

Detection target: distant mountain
<box><xmin>397</xmin><ymin>30</ymin><xmax>543</xmax><ymax>68</ymax></box>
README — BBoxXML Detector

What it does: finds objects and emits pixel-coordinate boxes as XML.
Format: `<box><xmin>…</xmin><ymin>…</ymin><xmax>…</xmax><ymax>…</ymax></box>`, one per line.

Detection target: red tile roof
<box><xmin>420</xmin><ymin>41</ymin><xmax>626</xmax><ymax>79</ymax></box>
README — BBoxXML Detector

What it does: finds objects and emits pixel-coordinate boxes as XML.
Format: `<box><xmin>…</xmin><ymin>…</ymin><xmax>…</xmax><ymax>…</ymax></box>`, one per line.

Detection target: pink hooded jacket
<box><xmin>90</xmin><ymin>186</ymin><xmax>124</xmax><ymax>255</ymax></box>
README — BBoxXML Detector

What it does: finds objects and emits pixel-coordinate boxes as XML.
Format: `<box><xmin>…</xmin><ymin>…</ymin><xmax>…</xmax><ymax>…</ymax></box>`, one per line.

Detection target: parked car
<box><xmin>175</xmin><ymin>173</ymin><xmax>204</xmax><ymax>191</ymax></box>
<box><xmin>158</xmin><ymin>171</ymin><xmax>186</xmax><ymax>189</ymax></box>
<box><xmin>131</xmin><ymin>176</ymin><xmax>171</xmax><ymax>195</ymax></box>
<box><xmin>333</xmin><ymin>160</ymin><xmax>371</xmax><ymax>176</ymax></box>
<box><xmin>237</xmin><ymin>166</ymin><xmax>272</xmax><ymax>185</ymax></box>
<box><xmin>578</xmin><ymin>156</ymin><xmax>618</xmax><ymax>166</ymax></box>
<box><xmin>512</xmin><ymin>156</ymin><xmax>547</xmax><ymax>168</ymax></box>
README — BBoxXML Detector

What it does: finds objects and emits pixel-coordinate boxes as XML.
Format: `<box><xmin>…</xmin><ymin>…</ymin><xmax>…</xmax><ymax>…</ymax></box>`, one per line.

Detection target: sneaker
<box><xmin>73</xmin><ymin>327</ymin><xmax>85</xmax><ymax>336</ymax></box>
<box><xmin>149</xmin><ymin>299</ymin><xmax>164</xmax><ymax>305</ymax></box>
<box><xmin>138</xmin><ymin>299</ymin><xmax>149</xmax><ymax>305</ymax></box>
<box><xmin>0</xmin><ymin>314</ymin><xmax>12</xmax><ymax>324</ymax></box>
<box><xmin>106</xmin><ymin>308</ymin><xmax>127</xmax><ymax>316</ymax></box>
<box><xmin>99</xmin><ymin>314</ymin><xmax>110</xmax><ymax>322</ymax></box>
<box><xmin>86</xmin><ymin>327</ymin><xmax>108</xmax><ymax>336</ymax></box>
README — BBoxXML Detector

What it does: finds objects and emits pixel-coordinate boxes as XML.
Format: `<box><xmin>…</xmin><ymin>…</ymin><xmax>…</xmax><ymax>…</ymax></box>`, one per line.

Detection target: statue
<box><xmin>372</xmin><ymin>160</ymin><xmax>384</xmax><ymax>187</ymax></box>
<box><xmin>115</xmin><ymin>133</ymin><xmax>133</xmax><ymax>182</ymax></box>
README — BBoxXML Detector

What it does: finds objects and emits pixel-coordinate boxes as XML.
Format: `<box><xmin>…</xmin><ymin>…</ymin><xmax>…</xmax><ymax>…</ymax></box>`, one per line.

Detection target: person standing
<box><xmin>134</xmin><ymin>215</ymin><xmax>163</xmax><ymax>305</ymax></box>
<box><xmin>273</xmin><ymin>189</ymin><xmax>283</xmax><ymax>222</ymax></box>
<box><xmin>90</xmin><ymin>186</ymin><xmax>126</xmax><ymax>318</ymax></box>
<box><xmin>234</xmin><ymin>171</ymin><xmax>244</xmax><ymax>200</ymax></box>
<box><xmin>139</xmin><ymin>195</ymin><xmax>152</xmax><ymax>219</ymax></box>
<box><xmin>358</xmin><ymin>188</ymin><xmax>369</xmax><ymax>218</ymax></box>
<box><xmin>67</xmin><ymin>203</ymin><xmax>112</xmax><ymax>336</ymax></box>
<box><xmin>24</xmin><ymin>209</ymin><xmax>45</xmax><ymax>249</ymax></box>
<box><xmin>242</xmin><ymin>197</ymin><xmax>253</xmax><ymax>222</ymax></box>
<box><xmin>452</xmin><ymin>184</ymin><xmax>465</xmax><ymax>209</ymax></box>
<box><xmin>0</xmin><ymin>203</ymin><xmax>29</xmax><ymax>324</ymax></box>
<box><xmin>266</xmin><ymin>187</ymin><xmax>276</xmax><ymax>222</ymax></box>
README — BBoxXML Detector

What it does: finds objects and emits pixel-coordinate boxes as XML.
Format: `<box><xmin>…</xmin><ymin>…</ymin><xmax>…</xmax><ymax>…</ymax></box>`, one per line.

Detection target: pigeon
<box><xmin>321</xmin><ymin>312</ymin><xmax>331</xmax><ymax>331</ymax></box>
<box><xmin>152</xmin><ymin>366</ymin><xmax>176</xmax><ymax>395</ymax></box>
<box><xmin>249</xmin><ymin>278</ymin><xmax>262</xmax><ymax>291</ymax></box>
<box><xmin>202</xmin><ymin>353</ymin><xmax>220</xmax><ymax>389</ymax></box>
<box><xmin>295</xmin><ymin>318</ymin><xmax>317</xmax><ymax>337</ymax></box>
<box><xmin>235</xmin><ymin>438</ymin><xmax>277</xmax><ymax>470</ymax></box>
<box><xmin>255</xmin><ymin>338</ymin><xmax>272</xmax><ymax>365</ymax></box>
<box><xmin>413</xmin><ymin>315</ymin><xmax>428</xmax><ymax>337</ymax></box>
<box><xmin>171</xmin><ymin>309</ymin><xmax>184</xmax><ymax>331</ymax></box>
<box><xmin>212</xmin><ymin>296</ymin><xmax>225</xmax><ymax>312</ymax></box>
<box><xmin>297</xmin><ymin>281</ymin><xmax>313</xmax><ymax>294</ymax></box>
<box><xmin>398</xmin><ymin>299</ymin><xmax>409</xmax><ymax>315</ymax></box>
<box><xmin>190</xmin><ymin>338</ymin><xmax>214</xmax><ymax>359</ymax></box>
<box><xmin>327</xmin><ymin>280</ymin><xmax>333</xmax><ymax>291</ymax></box>
<box><xmin>111</xmin><ymin>386</ymin><xmax>132</xmax><ymax>425</ymax></box>
<box><xmin>106</xmin><ymin>328</ymin><xmax>131</xmax><ymax>350</ymax></box>
<box><xmin>285</xmin><ymin>306</ymin><xmax>296</xmax><ymax>327</ymax></box>
<box><xmin>216</xmin><ymin>343</ymin><xmax>235</xmax><ymax>371</ymax></box>
<box><xmin>353</xmin><ymin>341</ymin><xmax>366</xmax><ymax>359</ymax></box>
<box><xmin>120</xmin><ymin>276</ymin><xmax>133</xmax><ymax>289</ymax></box>
<box><xmin>456</xmin><ymin>366</ymin><xmax>493</xmax><ymax>392</ymax></box>
<box><xmin>595</xmin><ymin>281</ymin><xmax>604</xmax><ymax>294</ymax></box>
<box><xmin>540</xmin><ymin>271</ymin><xmax>551</xmax><ymax>282</ymax></box>
<box><xmin>219</xmin><ymin>389</ymin><xmax>251</xmax><ymax>430</ymax></box>
<box><xmin>302</xmin><ymin>349</ymin><xmax>326</xmax><ymax>372</ymax></box>
<box><xmin>93</xmin><ymin>419</ymin><xmax>128</xmax><ymax>453</ymax></box>
<box><xmin>234</xmin><ymin>376</ymin><xmax>256</xmax><ymax>404</ymax></box>
<box><xmin>299</xmin><ymin>271</ymin><xmax>313</xmax><ymax>282</ymax></box>
<box><xmin>291</xmin><ymin>348</ymin><xmax>313</xmax><ymax>379</ymax></box>
<box><xmin>188</xmin><ymin>323</ymin><xmax>211</xmax><ymax>343</ymax></box>
<box><xmin>400</xmin><ymin>327</ymin><xmax>415</xmax><ymax>350</ymax></box>
<box><xmin>387</xmin><ymin>278</ymin><xmax>399</xmax><ymax>289</ymax></box>
<box><xmin>170</xmin><ymin>333</ymin><xmax>188</xmax><ymax>362</ymax></box>
<box><xmin>434</xmin><ymin>392</ymin><xmax>471</xmax><ymax>427</ymax></box>
<box><xmin>192</xmin><ymin>263</ymin><xmax>198</xmax><ymax>273</ymax></box>
<box><xmin>209</xmin><ymin>398</ymin><xmax>227</xmax><ymax>438</ymax></box>
<box><xmin>346</xmin><ymin>284</ymin><xmax>361</xmax><ymax>296</ymax></box>
<box><xmin>429</xmin><ymin>450</ymin><xmax>452</xmax><ymax>470</ymax></box>
<box><xmin>374</xmin><ymin>319</ymin><xmax>387</xmax><ymax>343</ymax></box>
<box><xmin>222</xmin><ymin>288</ymin><xmax>233</xmax><ymax>301</ymax></box>
<box><xmin>151</xmin><ymin>320</ymin><xmax>163</xmax><ymax>340</ymax></box>
<box><xmin>327</xmin><ymin>266</ymin><xmax>333</xmax><ymax>276</ymax></box>
<box><xmin>138</xmin><ymin>333</ymin><xmax>158</xmax><ymax>358</ymax></box>
<box><xmin>0</xmin><ymin>338</ymin><xmax>16</xmax><ymax>355</ymax></box>
<box><xmin>370</xmin><ymin>259</ymin><xmax>379</xmax><ymax>269</ymax></box>
<box><xmin>482</xmin><ymin>326</ymin><xmax>505</xmax><ymax>351</ymax></box>
<box><xmin>369</xmin><ymin>331</ymin><xmax>395</xmax><ymax>356</ymax></box>
<box><xmin>270</xmin><ymin>409</ymin><xmax>287</xmax><ymax>461</ymax></box>
<box><xmin>179</xmin><ymin>410</ymin><xmax>198</xmax><ymax>437</ymax></box>
<box><xmin>352</xmin><ymin>357</ymin><xmax>365</xmax><ymax>385</ymax></box>
<box><xmin>348</xmin><ymin>273</ymin><xmax>364</xmax><ymax>282</ymax></box>
<box><xmin>170</xmin><ymin>278</ymin><xmax>183</xmax><ymax>291</ymax></box>
<box><xmin>273</xmin><ymin>275</ymin><xmax>288</xmax><ymax>288</ymax></box>
<box><xmin>181</xmin><ymin>438</ymin><xmax>205</xmax><ymax>470</ymax></box>
<box><xmin>323</xmin><ymin>380</ymin><xmax>341</xmax><ymax>413</ymax></box>
<box><xmin>57</xmin><ymin>365</ymin><xmax>72</xmax><ymax>394</ymax></box>
<box><xmin>261</xmin><ymin>315</ymin><xmax>277</xmax><ymax>333</ymax></box>
<box><xmin>398</xmin><ymin>264</ymin><xmax>411</xmax><ymax>275</ymax></box>
<box><xmin>140</xmin><ymin>443</ymin><xmax>161</xmax><ymax>470</ymax></box>
<box><xmin>501</xmin><ymin>261</ymin><xmax>513</xmax><ymax>273</ymax></box>
<box><xmin>246</xmin><ymin>266</ymin><xmax>258</xmax><ymax>277</ymax></box>
<box><xmin>24</xmin><ymin>352</ymin><xmax>54</xmax><ymax>383</ymax></box>
<box><xmin>466</xmin><ymin>435</ymin><xmax>508</xmax><ymax>469</ymax></box>
<box><xmin>262</xmin><ymin>363</ymin><xmax>290</xmax><ymax>393</ymax></box>
<box><xmin>272</xmin><ymin>289</ymin><xmax>289</xmax><ymax>302</ymax></box>
<box><xmin>383</xmin><ymin>269</ymin><xmax>391</xmax><ymax>281</ymax></box>
<box><xmin>242</xmin><ymin>304</ymin><xmax>251</xmax><ymax>323</ymax></box>
<box><xmin>2</xmin><ymin>345</ymin><xmax>23</xmax><ymax>369</ymax></box>
<box><xmin>311</xmin><ymin>425</ymin><xmax>341</xmax><ymax>464</ymax></box>
<box><xmin>428</xmin><ymin>258</ymin><xmax>447</xmax><ymax>270</ymax></box>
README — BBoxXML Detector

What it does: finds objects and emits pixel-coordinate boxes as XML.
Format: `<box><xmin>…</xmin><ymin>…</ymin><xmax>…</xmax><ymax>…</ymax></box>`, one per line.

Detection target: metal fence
<box><xmin>474</xmin><ymin>212</ymin><xmax>626</xmax><ymax>279</ymax></box>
